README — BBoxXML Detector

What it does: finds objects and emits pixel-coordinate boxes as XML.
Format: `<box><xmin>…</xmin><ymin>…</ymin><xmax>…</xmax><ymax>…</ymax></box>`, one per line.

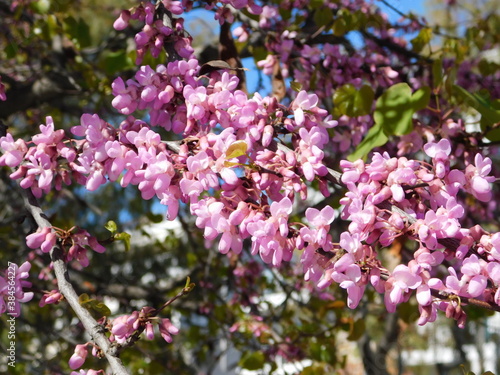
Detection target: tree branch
<box><xmin>360</xmin><ymin>29</ymin><xmax>433</xmax><ymax>63</ymax></box>
<box><xmin>22</xmin><ymin>189</ymin><xmax>130</xmax><ymax>375</ymax></box>
<box><xmin>0</xmin><ymin>71</ymin><xmax>81</xmax><ymax>119</ymax></box>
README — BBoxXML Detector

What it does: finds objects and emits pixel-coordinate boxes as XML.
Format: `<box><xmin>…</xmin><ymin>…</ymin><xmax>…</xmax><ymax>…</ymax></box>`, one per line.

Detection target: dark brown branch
<box><xmin>219</xmin><ymin>22</ymin><xmax>247</xmax><ymax>92</ymax></box>
<box><xmin>361</xmin><ymin>312</ymin><xmax>399</xmax><ymax>375</ymax></box>
<box><xmin>360</xmin><ymin>30</ymin><xmax>433</xmax><ymax>63</ymax></box>
<box><xmin>0</xmin><ymin>71</ymin><xmax>81</xmax><ymax>119</ymax></box>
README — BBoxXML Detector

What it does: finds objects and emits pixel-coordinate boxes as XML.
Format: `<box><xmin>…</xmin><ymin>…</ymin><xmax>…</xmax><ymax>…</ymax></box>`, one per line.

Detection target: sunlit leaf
<box><xmin>348</xmin><ymin>124</ymin><xmax>388</xmax><ymax>161</ymax></box>
<box><xmin>291</xmin><ymin>81</ymin><xmax>303</xmax><ymax>92</ymax></box>
<box><xmin>115</xmin><ymin>232</ymin><xmax>131</xmax><ymax>251</ymax></box>
<box><xmin>225</xmin><ymin>140</ymin><xmax>248</xmax><ymax>159</ymax></box>
<box><xmin>105</xmin><ymin>220</ymin><xmax>117</xmax><ymax>234</ymax></box>
<box><xmin>374</xmin><ymin>83</ymin><xmax>430</xmax><ymax>137</ymax></box>
<box><xmin>432</xmin><ymin>58</ymin><xmax>444</xmax><ymax>88</ymax></box>
<box><xmin>411</xmin><ymin>27</ymin><xmax>432</xmax><ymax>52</ymax></box>
<box><xmin>79</xmin><ymin>293</ymin><xmax>111</xmax><ymax>317</ymax></box>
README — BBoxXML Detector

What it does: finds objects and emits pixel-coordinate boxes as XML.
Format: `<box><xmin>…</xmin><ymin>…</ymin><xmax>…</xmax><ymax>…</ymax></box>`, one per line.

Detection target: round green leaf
<box><xmin>333</xmin><ymin>84</ymin><xmax>374</xmax><ymax>117</ymax></box>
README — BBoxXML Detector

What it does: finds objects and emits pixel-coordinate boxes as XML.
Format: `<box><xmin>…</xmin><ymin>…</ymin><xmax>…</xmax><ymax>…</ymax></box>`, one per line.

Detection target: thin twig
<box><xmin>430</xmin><ymin>289</ymin><xmax>500</xmax><ymax>313</ymax></box>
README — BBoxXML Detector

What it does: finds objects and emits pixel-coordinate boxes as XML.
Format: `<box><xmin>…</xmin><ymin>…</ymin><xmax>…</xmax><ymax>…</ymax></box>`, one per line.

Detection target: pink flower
<box><xmin>113</xmin><ymin>10</ymin><xmax>130</xmax><ymax>30</ymax></box>
<box><xmin>211</xmin><ymin>213</ymin><xmax>243</xmax><ymax>254</ymax></box>
<box><xmin>291</xmin><ymin>91</ymin><xmax>319</xmax><ymax>126</ymax></box>
<box><xmin>158</xmin><ymin>318</ymin><xmax>179</xmax><ymax>343</ymax></box>
<box><xmin>69</xmin><ymin>344</ymin><xmax>88</xmax><ymax>370</ymax></box>
<box><xmin>186</xmin><ymin>151</ymin><xmax>218</xmax><ymax>190</ymax></box>
<box><xmin>70</xmin><ymin>370</ymin><xmax>105</xmax><ymax>375</ymax></box>
<box><xmin>0</xmin><ymin>134</ymin><xmax>27</xmax><ymax>167</ymax></box>
<box><xmin>26</xmin><ymin>227</ymin><xmax>52</xmax><ymax>249</ymax></box>
<box><xmin>305</xmin><ymin>205</ymin><xmax>335</xmax><ymax>245</ymax></box>
<box><xmin>184</xmin><ymin>85</ymin><xmax>208</xmax><ymax>120</ymax></box>
<box><xmin>39</xmin><ymin>290</ymin><xmax>63</xmax><ymax>307</ymax></box>
<box><xmin>331</xmin><ymin>259</ymin><xmax>365</xmax><ymax>309</ymax></box>
<box><xmin>387</xmin><ymin>167</ymin><xmax>417</xmax><ymax>202</ymax></box>
<box><xmin>110</xmin><ymin>312</ymin><xmax>139</xmax><ymax>344</ymax></box>
<box><xmin>461</xmin><ymin>254</ymin><xmax>487</xmax><ymax>297</ymax></box>
<box><xmin>162</xmin><ymin>0</ymin><xmax>183</xmax><ymax>15</ymax></box>
<box><xmin>32</xmin><ymin>117</ymin><xmax>65</xmax><ymax>145</ymax></box>
<box><xmin>270</xmin><ymin>197</ymin><xmax>293</xmax><ymax>237</ymax></box>
<box><xmin>465</xmin><ymin>154</ymin><xmax>495</xmax><ymax>202</ymax></box>
<box><xmin>424</xmin><ymin>139</ymin><xmax>451</xmax><ymax>178</ymax></box>
<box><xmin>384</xmin><ymin>265</ymin><xmax>422</xmax><ymax>312</ymax></box>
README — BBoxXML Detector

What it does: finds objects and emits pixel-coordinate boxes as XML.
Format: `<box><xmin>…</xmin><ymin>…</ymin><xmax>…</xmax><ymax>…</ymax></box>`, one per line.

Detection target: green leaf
<box><xmin>477</xmin><ymin>59</ymin><xmax>500</xmax><ymax>76</ymax></box>
<box><xmin>444</xmin><ymin>65</ymin><xmax>458</xmax><ymax>96</ymax></box>
<box><xmin>313</xmin><ymin>7</ymin><xmax>333</xmax><ymax>28</ymax></box>
<box><xmin>115</xmin><ymin>232</ymin><xmax>131</xmax><ymax>251</ymax></box>
<box><xmin>432</xmin><ymin>58</ymin><xmax>444</xmax><ymax>88</ymax></box>
<box><xmin>348</xmin><ymin>124</ymin><xmax>388</xmax><ymax>161</ymax></box>
<box><xmin>100</xmin><ymin>50</ymin><xmax>134</xmax><ymax>75</ymax></box>
<box><xmin>64</xmin><ymin>16</ymin><xmax>91</xmax><ymax>48</ymax></box>
<box><xmin>252</xmin><ymin>46</ymin><xmax>269</xmax><ymax>66</ymax></box>
<box><xmin>146</xmin><ymin>212</ymin><xmax>163</xmax><ymax>223</ymax></box>
<box><xmin>375</xmin><ymin>83</ymin><xmax>412</xmax><ymax>136</ymax></box>
<box><xmin>453</xmin><ymin>85</ymin><xmax>500</xmax><ymax>141</ymax></box>
<box><xmin>453</xmin><ymin>85</ymin><xmax>500</xmax><ymax>125</ymax></box>
<box><xmin>79</xmin><ymin>293</ymin><xmax>111</xmax><ymax>317</ymax></box>
<box><xmin>374</xmin><ymin>83</ymin><xmax>430</xmax><ymax>137</ymax></box>
<box><xmin>398</xmin><ymin>301</ymin><xmax>419</xmax><ymax>324</ymax></box>
<box><xmin>78</xmin><ymin>293</ymin><xmax>91</xmax><ymax>304</ymax></box>
<box><xmin>105</xmin><ymin>220</ymin><xmax>117</xmax><ymax>234</ymax></box>
<box><xmin>239</xmin><ymin>351</ymin><xmax>265</xmax><ymax>370</ymax></box>
<box><xmin>332</xmin><ymin>18</ymin><xmax>347</xmax><ymax>36</ymax></box>
<box><xmin>333</xmin><ymin>84</ymin><xmax>374</xmax><ymax>117</ymax></box>
<box><xmin>411</xmin><ymin>86</ymin><xmax>431</xmax><ymax>111</ymax></box>
<box><xmin>225</xmin><ymin>140</ymin><xmax>248</xmax><ymax>159</ymax></box>
<box><xmin>30</xmin><ymin>0</ymin><xmax>51</xmax><ymax>14</ymax></box>
<box><xmin>290</xmin><ymin>81</ymin><xmax>303</xmax><ymax>92</ymax></box>
<box><xmin>301</xmin><ymin>365</ymin><xmax>327</xmax><ymax>375</ymax></box>
<box><xmin>347</xmin><ymin>319</ymin><xmax>365</xmax><ymax>341</ymax></box>
<box><xmin>5</xmin><ymin>43</ymin><xmax>17</xmax><ymax>59</ymax></box>
<box><xmin>411</xmin><ymin>27</ymin><xmax>432</xmax><ymax>52</ymax></box>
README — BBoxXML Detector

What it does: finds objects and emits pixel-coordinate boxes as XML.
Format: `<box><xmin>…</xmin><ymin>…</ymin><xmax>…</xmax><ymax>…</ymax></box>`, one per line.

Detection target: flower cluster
<box><xmin>26</xmin><ymin>226</ymin><xmax>105</xmax><ymax>269</ymax></box>
<box><xmin>68</xmin><ymin>307</ymin><xmax>178</xmax><ymax>371</ymax></box>
<box><xmin>108</xmin><ymin>306</ymin><xmax>179</xmax><ymax>345</ymax></box>
<box><xmin>331</xmin><ymin>139</ymin><xmax>499</xmax><ymax>326</ymax></box>
<box><xmin>114</xmin><ymin>2</ymin><xmax>194</xmax><ymax>64</ymax></box>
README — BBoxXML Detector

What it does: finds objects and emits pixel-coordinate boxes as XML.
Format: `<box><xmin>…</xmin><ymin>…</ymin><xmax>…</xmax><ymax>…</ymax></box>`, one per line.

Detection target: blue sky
<box><xmin>378</xmin><ymin>0</ymin><xmax>425</xmax><ymax>20</ymax></box>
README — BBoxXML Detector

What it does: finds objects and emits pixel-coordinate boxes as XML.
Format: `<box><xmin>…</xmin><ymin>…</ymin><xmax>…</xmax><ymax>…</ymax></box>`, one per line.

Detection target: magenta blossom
<box><xmin>384</xmin><ymin>265</ymin><xmax>422</xmax><ymax>312</ymax></box>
